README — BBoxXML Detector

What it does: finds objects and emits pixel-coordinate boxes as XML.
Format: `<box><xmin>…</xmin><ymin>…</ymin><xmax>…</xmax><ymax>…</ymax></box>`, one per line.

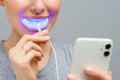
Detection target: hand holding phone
<box><xmin>70</xmin><ymin>38</ymin><xmax>113</xmax><ymax>80</ymax></box>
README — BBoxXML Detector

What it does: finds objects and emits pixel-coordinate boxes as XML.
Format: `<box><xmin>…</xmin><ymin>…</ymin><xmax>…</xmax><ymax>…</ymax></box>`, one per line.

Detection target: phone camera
<box><xmin>105</xmin><ymin>44</ymin><xmax>111</xmax><ymax>49</ymax></box>
<box><xmin>104</xmin><ymin>51</ymin><xmax>110</xmax><ymax>57</ymax></box>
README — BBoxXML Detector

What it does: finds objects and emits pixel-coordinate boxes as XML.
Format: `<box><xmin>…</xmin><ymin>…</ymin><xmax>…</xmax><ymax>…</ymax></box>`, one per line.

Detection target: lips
<box><xmin>22</xmin><ymin>17</ymin><xmax>49</xmax><ymax>31</ymax></box>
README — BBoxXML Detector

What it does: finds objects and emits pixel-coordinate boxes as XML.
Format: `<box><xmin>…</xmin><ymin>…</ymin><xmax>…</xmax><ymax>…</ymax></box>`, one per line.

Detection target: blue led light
<box><xmin>22</xmin><ymin>18</ymin><xmax>49</xmax><ymax>31</ymax></box>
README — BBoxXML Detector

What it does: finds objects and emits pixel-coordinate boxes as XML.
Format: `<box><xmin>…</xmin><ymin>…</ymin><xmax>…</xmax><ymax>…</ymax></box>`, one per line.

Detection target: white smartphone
<box><xmin>70</xmin><ymin>38</ymin><xmax>113</xmax><ymax>80</ymax></box>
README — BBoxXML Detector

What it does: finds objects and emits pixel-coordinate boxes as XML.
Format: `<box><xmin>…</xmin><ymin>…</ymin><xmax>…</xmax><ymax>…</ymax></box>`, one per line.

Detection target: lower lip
<box><xmin>21</xmin><ymin>17</ymin><xmax>49</xmax><ymax>31</ymax></box>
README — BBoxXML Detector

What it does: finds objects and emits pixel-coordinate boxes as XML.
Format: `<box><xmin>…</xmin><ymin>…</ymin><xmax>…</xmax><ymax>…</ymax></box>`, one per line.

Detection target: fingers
<box><xmin>23</xmin><ymin>41</ymin><xmax>44</xmax><ymax>56</ymax></box>
<box><xmin>67</xmin><ymin>74</ymin><xmax>81</xmax><ymax>80</ymax></box>
<box><xmin>34</xmin><ymin>30</ymin><xmax>49</xmax><ymax>36</ymax></box>
<box><xmin>107</xmin><ymin>71</ymin><xmax>112</xmax><ymax>76</ymax></box>
<box><xmin>16</xmin><ymin>30</ymin><xmax>50</xmax><ymax>49</ymax></box>
<box><xmin>84</xmin><ymin>66</ymin><xmax>112</xmax><ymax>80</ymax></box>
<box><xmin>25</xmin><ymin>50</ymin><xmax>42</xmax><ymax>62</ymax></box>
<box><xmin>8</xmin><ymin>30</ymin><xmax>50</xmax><ymax>65</ymax></box>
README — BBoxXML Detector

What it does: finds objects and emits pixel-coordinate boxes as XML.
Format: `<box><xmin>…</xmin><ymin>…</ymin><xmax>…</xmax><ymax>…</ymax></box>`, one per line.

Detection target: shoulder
<box><xmin>0</xmin><ymin>40</ymin><xmax>4</xmax><ymax>52</ymax></box>
<box><xmin>50</xmin><ymin>39</ymin><xmax>73</xmax><ymax>64</ymax></box>
<box><xmin>0</xmin><ymin>40</ymin><xmax>5</xmax><ymax>59</ymax></box>
<box><xmin>0</xmin><ymin>40</ymin><xmax>16</xmax><ymax>79</ymax></box>
<box><xmin>0</xmin><ymin>40</ymin><xmax>8</xmax><ymax>64</ymax></box>
<box><xmin>51</xmin><ymin>39</ymin><xmax>73</xmax><ymax>54</ymax></box>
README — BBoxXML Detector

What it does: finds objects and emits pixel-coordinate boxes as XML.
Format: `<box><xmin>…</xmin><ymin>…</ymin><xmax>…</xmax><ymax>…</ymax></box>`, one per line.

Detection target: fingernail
<box><xmin>85</xmin><ymin>66</ymin><xmax>95</xmax><ymax>74</ymax></box>
<box><xmin>68</xmin><ymin>76</ymin><xmax>75</xmax><ymax>80</ymax></box>
<box><xmin>44</xmin><ymin>36</ymin><xmax>50</xmax><ymax>39</ymax></box>
<box><xmin>42</xmin><ymin>30</ymin><xmax>48</xmax><ymax>32</ymax></box>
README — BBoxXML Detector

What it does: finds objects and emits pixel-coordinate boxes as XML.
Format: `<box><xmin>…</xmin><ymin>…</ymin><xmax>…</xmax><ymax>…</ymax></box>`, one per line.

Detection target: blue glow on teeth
<box><xmin>22</xmin><ymin>18</ymin><xmax>49</xmax><ymax>31</ymax></box>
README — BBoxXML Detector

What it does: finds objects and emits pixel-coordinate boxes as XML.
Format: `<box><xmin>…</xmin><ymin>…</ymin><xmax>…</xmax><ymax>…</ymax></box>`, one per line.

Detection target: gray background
<box><xmin>0</xmin><ymin>0</ymin><xmax>120</xmax><ymax>80</ymax></box>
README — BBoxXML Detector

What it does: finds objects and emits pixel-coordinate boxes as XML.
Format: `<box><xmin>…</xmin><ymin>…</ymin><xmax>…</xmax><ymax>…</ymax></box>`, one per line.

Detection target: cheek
<box><xmin>5</xmin><ymin>1</ymin><xmax>29</xmax><ymax>28</ymax></box>
<box><xmin>46</xmin><ymin>0</ymin><xmax>60</xmax><ymax>14</ymax></box>
<box><xmin>47</xmin><ymin>0</ymin><xmax>60</xmax><ymax>20</ymax></box>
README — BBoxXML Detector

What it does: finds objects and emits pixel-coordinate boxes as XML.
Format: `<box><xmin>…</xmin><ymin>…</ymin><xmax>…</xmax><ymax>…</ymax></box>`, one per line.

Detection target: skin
<box><xmin>67</xmin><ymin>66</ymin><xmax>112</xmax><ymax>80</ymax></box>
<box><xmin>0</xmin><ymin>0</ymin><xmax>112</xmax><ymax>80</ymax></box>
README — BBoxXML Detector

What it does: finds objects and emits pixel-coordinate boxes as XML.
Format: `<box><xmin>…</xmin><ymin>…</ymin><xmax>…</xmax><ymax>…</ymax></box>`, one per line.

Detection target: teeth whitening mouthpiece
<box><xmin>22</xmin><ymin>17</ymin><xmax>49</xmax><ymax>31</ymax></box>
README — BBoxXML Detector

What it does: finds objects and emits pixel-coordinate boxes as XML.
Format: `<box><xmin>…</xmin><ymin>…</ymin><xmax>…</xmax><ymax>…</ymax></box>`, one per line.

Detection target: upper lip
<box><xmin>22</xmin><ymin>16</ymin><xmax>49</xmax><ymax>19</ymax></box>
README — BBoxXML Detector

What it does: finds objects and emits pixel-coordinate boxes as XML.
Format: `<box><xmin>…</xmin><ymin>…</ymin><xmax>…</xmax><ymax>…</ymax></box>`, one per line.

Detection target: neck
<box><xmin>3</xmin><ymin>28</ymin><xmax>22</xmax><ymax>53</ymax></box>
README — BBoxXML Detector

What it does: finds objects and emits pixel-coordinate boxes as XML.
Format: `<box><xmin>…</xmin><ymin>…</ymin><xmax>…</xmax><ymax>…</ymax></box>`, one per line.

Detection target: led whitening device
<box><xmin>22</xmin><ymin>17</ymin><xmax>49</xmax><ymax>31</ymax></box>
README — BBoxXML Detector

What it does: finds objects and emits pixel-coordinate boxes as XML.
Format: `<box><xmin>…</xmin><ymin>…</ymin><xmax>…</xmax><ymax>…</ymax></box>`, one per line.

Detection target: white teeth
<box><xmin>22</xmin><ymin>18</ymin><xmax>49</xmax><ymax>31</ymax></box>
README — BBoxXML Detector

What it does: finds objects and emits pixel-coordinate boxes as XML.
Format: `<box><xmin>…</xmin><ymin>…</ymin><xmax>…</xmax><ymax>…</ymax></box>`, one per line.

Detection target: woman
<box><xmin>0</xmin><ymin>0</ymin><xmax>112</xmax><ymax>80</ymax></box>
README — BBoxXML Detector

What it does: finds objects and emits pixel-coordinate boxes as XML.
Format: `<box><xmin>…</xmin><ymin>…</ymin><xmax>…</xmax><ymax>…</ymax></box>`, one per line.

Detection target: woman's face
<box><xmin>0</xmin><ymin>0</ymin><xmax>60</xmax><ymax>35</ymax></box>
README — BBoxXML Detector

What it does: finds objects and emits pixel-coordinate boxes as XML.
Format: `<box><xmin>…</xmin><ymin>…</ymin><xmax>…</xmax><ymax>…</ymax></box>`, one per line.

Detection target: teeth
<box><xmin>22</xmin><ymin>18</ymin><xmax>49</xmax><ymax>31</ymax></box>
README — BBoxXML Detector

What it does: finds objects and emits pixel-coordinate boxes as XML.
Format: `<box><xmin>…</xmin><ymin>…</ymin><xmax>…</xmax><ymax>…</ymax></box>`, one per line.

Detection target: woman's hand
<box><xmin>84</xmin><ymin>66</ymin><xmax>112</xmax><ymax>80</ymax></box>
<box><xmin>8</xmin><ymin>30</ymin><xmax>50</xmax><ymax>80</ymax></box>
<box><xmin>67</xmin><ymin>66</ymin><xmax>112</xmax><ymax>80</ymax></box>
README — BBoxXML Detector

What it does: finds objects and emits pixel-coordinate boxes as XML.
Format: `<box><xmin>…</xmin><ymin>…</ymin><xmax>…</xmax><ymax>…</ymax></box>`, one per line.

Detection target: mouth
<box><xmin>21</xmin><ymin>17</ymin><xmax>49</xmax><ymax>31</ymax></box>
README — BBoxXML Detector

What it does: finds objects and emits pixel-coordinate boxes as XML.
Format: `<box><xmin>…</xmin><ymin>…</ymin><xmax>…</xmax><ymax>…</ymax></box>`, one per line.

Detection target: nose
<box><xmin>31</xmin><ymin>0</ymin><xmax>45</xmax><ymax>15</ymax></box>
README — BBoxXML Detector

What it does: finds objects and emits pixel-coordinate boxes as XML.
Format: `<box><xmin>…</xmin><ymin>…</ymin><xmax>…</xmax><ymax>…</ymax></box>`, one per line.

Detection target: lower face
<box><xmin>4</xmin><ymin>0</ymin><xmax>60</xmax><ymax>35</ymax></box>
